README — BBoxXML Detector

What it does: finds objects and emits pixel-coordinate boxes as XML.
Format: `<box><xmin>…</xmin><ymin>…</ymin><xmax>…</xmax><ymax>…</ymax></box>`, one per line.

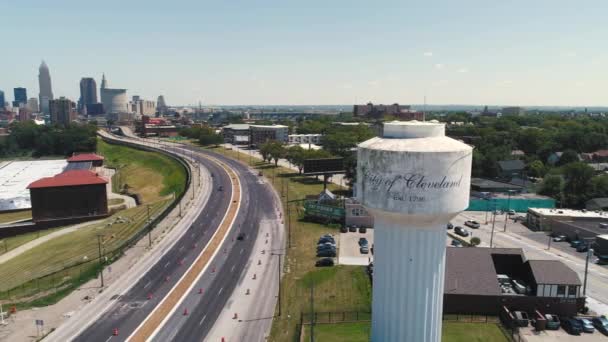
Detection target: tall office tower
<box><xmin>0</xmin><ymin>90</ymin><xmax>5</xmax><ymax>109</ymax></box>
<box><xmin>27</xmin><ymin>98</ymin><xmax>39</xmax><ymax>112</ymax></box>
<box><xmin>79</xmin><ymin>78</ymin><xmax>98</xmax><ymax>114</ymax></box>
<box><xmin>38</xmin><ymin>61</ymin><xmax>54</xmax><ymax>113</ymax></box>
<box><xmin>100</xmin><ymin>73</ymin><xmax>107</xmax><ymax>89</ymax></box>
<box><xmin>157</xmin><ymin>95</ymin><xmax>167</xmax><ymax>114</ymax></box>
<box><xmin>99</xmin><ymin>74</ymin><xmax>128</xmax><ymax>114</ymax></box>
<box><xmin>49</xmin><ymin>97</ymin><xmax>76</xmax><ymax>126</ymax></box>
<box><xmin>13</xmin><ymin>87</ymin><xmax>27</xmax><ymax>107</ymax></box>
<box><xmin>357</xmin><ymin>121</ymin><xmax>472</xmax><ymax>342</ymax></box>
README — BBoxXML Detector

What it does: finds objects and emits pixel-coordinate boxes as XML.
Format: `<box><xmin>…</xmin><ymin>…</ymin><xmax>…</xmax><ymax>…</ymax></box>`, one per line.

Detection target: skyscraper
<box><xmin>38</xmin><ymin>61</ymin><xmax>54</xmax><ymax>113</ymax></box>
<box><xmin>13</xmin><ymin>87</ymin><xmax>27</xmax><ymax>108</ymax></box>
<box><xmin>99</xmin><ymin>74</ymin><xmax>128</xmax><ymax>115</ymax></box>
<box><xmin>157</xmin><ymin>95</ymin><xmax>167</xmax><ymax>115</ymax></box>
<box><xmin>101</xmin><ymin>73</ymin><xmax>107</xmax><ymax>89</ymax></box>
<box><xmin>79</xmin><ymin>78</ymin><xmax>98</xmax><ymax>114</ymax></box>
<box><xmin>49</xmin><ymin>97</ymin><xmax>76</xmax><ymax>126</ymax></box>
<box><xmin>27</xmin><ymin>98</ymin><xmax>39</xmax><ymax>112</ymax></box>
<box><xmin>0</xmin><ymin>90</ymin><xmax>5</xmax><ymax>109</ymax></box>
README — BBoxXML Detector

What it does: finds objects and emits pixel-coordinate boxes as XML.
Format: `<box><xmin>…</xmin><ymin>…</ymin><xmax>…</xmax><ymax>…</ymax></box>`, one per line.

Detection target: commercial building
<box><xmin>49</xmin><ymin>97</ymin><xmax>76</xmax><ymax>126</ymax></box>
<box><xmin>0</xmin><ymin>90</ymin><xmax>5</xmax><ymax>109</ymax></box>
<box><xmin>27</xmin><ymin>98</ymin><xmax>39</xmax><ymax>113</ymax></box>
<box><xmin>67</xmin><ymin>153</ymin><xmax>104</xmax><ymax>167</ymax></box>
<box><xmin>157</xmin><ymin>95</ymin><xmax>168</xmax><ymax>114</ymax></box>
<box><xmin>79</xmin><ymin>77</ymin><xmax>98</xmax><ymax>114</ymax></box>
<box><xmin>13</xmin><ymin>87</ymin><xmax>27</xmax><ymax>108</ymax></box>
<box><xmin>18</xmin><ymin>108</ymin><xmax>30</xmax><ymax>122</ymax></box>
<box><xmin>140</xmin><ymin>116</ymin><xmax>177</xmax><ymax>137</ymax></box>
<box><xmin>27</xmin><ymin>170</ymin><xmax>108</xmax><ymax>223</ymax></box>
<box><xmin>288</xmin><ymin>134</ymin><xmax>322</xmax><ymax>145</ymax></box>
<box><xmin>222</xmin><ymin>124</ymin><xmax>250</xmax><ymax>144</ymax></box>
<box><xmin>86</xmin><ymin>103</ymin><xmax>104</xmax><ymax>116</ymax></box>
<box><xmin>344</xmin><ymin>198</ymin><xmax>374</xmax><ymax>228</ymax></box>
<box><xmin>445</xmin><ymin>247</ymin><xmax>583</xmax><ymax>317</ymax></box>
<box><xmin>249</xmin><ymin>124</ymin><xmax>289</xmax><ymax>146</ymax></box>
<box><xmin>502</xmin><ymin>106</ymin><xmax>525</xmax><ymax>116</ymax></box>
<box><xmin>38</xmin><ymin>61</ymin><xmax>54</xmax><ymax>113</ymax></box>
<box><xmin>526</xmin><ymin>207</ymin><xmax>608</xmax><ymax>231</ymax></box>
<box><xmin>130</xmin><ymin>96</ymin><xmax>156</xmax><ymax>116</ymax></box>
<box><xmin>100</xmin><ymin>74</ymin><xmax>128</xmax><ymax>114</ymax></box>
<box><xmin>353</xmin><ymin>102</ymin><xmax>424</xmax><ymax>120</ymax></box>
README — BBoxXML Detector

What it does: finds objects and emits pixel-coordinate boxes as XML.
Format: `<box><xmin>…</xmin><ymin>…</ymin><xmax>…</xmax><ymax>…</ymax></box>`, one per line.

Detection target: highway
<box><xmin>71</xmin><ymin>135</ymin><xmax>280</xmax><ymax>341</ymax></box>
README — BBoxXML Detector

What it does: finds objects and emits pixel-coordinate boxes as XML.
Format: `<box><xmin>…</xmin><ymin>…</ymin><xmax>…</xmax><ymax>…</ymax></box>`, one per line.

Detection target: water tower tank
<box><xmin>357</xmin><ymin>121</ymin><xmax>472</xmax><ymax>342</ymax></box>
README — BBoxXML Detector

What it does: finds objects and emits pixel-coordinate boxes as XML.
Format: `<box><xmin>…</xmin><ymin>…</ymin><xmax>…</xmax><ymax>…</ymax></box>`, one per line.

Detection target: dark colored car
<box><xmin>319</xmin><ymin>237</ymin><xmax>335</xmax><ymax>244</ymax></box>
<box><xmin>575</xmin><ymin>318</ymin><xmax>595</xmax><ymax>333</ymax></box>
<box><xmin>317</xmin><ymin>244</ymin><xmax>336</xmax><ymax>251</ymax></box>
<box><xmin>359</xmin><ymin>238</ymin><xmax>368</xmax><ymax>246</ymax></box>
<box><xmin>317</xmin><ymin>249</ymin><xmax>336</xmax><ymax>257</ymax></box>
<box><xmin>570</xmin><ymin>240</ymin><xmax>583</xmax><ymax>248</ymax></box>
<box><xmin>454</xmin><ymin>226</ymin><xmax>469</xmax><ymax>237</ymax></box>
<box><xmin>562</xmin><ymin>318</ymin><xmax>583</xmax><ymax>335</ymax></box>
<box><xmin>447</xmin><ymin>223</ymin><xmax>454</xmax><ymax>230</ymax></box>
<box><xmin>349</xmin><ymin>225</ymin><xmax>358</xmax><ymax>232</ymax></box>
<box><xmin>464</xmin><ymin>220</ymin><xmax>480</xmax><ymax>229</ymax></box>
<box><xmin>315</xmin><ymin>258</ymin><xmax>334</xmax><ymax>267</ymax></box>
<box><xmin>236</xmin><ymin>233</ymin><xmax>246</xmax><ymax>241</ymax></box>
<box><xmin>360</xmin><ymin>245</ymin><xmax>369</xmax><ymax>254</ymax></box>
<box><xmin>576</xmin><ymin>244</ymin><xmax>589</xmax><ymax>253</ymax></box>
<box><xmin>340</xmin><ymin>226</ymin><xmax>348</xmax><ymax>233</ymax></box>
<box><xmin>218</xmin><ymin>185</ymin><xmax>224</xmax><ymax>191</ymax></box>
<box><xmin>512</xmin><ymin>311</ymin><xmax>529</xmax><ymax>327</ymax></box>
<box><xmin>359</xmin><ymin>227</ymin><xmax>367</xmax><ymax>233</ymax></box>
<box><xmin>451</xmin><ymin>239</ymin><xmax>462</xmax><ymax>247</ymax></box>
<box><xmin>592</xmin><ymin>316</ymin><xmax>608</xmax><ymax>335</ymax></box>
<box><xmin>544</xmin><ymin>314</ymin><xmax>560</xmax><ymax>330</ymax></box>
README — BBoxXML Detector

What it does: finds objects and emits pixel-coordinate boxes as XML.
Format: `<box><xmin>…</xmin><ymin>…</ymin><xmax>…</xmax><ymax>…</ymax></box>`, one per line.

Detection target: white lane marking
<box><xmin>144</xmin><ymin>281</ymin><xmax>151</xmax><ymax>289</ymax></box>
<box><xmin>199</xmin><ymin>314</ymin><xmax>207</xmax><ymax>326</ymax></box>
<box><xmin>104</xmin><ymin>336</ymin><xmax>112</xmax><ymax>342</ymax></box>
<box><xmin>231</xmin><ymin>265</ymin><xmax>235</xmax><ymax>273</ymax></box>
<box><xmin>164</xmin><ymin>262</ymin><xmax>170</xmax><ymax>268</ymax></box>
<box><xmin>218</xmin><ymin>287</ymin><xmax>224</xmax><ymax>295</ymax></box>
<box><xmin>179</xmin><ymin>245</ymin><xmax>184</xmax><ymax>251</ymax></box>
<box><xmin>240</xmin><ymin>248</ymin><xmax>244</xmax><ymax>255</ymax></box>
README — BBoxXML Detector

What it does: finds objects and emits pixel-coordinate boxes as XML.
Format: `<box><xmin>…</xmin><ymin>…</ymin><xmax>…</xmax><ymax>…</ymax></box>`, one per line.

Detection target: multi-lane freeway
<box><xmin>49</xmin><ymin>131</ymin><xmax>281</xmax><ymax>342</ymax></box>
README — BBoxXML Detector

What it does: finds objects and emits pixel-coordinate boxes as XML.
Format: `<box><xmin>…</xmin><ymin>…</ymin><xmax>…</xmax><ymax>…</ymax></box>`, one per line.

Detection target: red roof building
<box><xmin>67</xmin><ymin>153</ymin><xmax>105</xmax><ymax>166</ymax></box>
<box><xmin>27</xmin><ymin>170</ymin><xmax>109</xmax><ymax>223</ymax></box>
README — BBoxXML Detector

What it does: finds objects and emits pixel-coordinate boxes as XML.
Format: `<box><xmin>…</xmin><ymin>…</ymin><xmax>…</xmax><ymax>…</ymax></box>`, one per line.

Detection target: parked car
<box><xmin>451</xmin><ymin>239</ymin><xmax>462</xmax><ymax>247</ymax></box>
<box><xmin>508</xmin><ymin>209</ymin><xmax>516</xmax><ymax>216</ymax></box>
<box><xmin>592</xmin><ymin>316</ymin><xmax>608</xmax><ymax>335</ymax></box>
<box><xmin>371</xmin><ymin>244</ymin><xmax>374</xmax><ymax>255</ymax></box>
<box><xmin>340</xmin><ymin>226</ymin><xmax>348</xmax><ymax>233</ymax></box>
<box><xmin>315</xmin><ymin>258</ymin><xmax>334</xmax><ymax>267</ymax></box>
<box><xmin>317</xmin><ymin>249</ymin><xmax>336</xmax><ymax>257</ymax></box>
<box><xmin>359</xmin><ymin>227</ymin><xmax>367</xmax><ymax>233</ymax></box>
<box><xmin>512</xmin><ymin>311</ymin><xmax>529</xmax><ymax>327</ymax></box>
<box><xmin>570</xmin><ymin>240</ymin><xmax>583</xmax><ymax>248</ymax></box>
<box><xmin>454</xmin><ymin>226</ymin><xmax>469</xmax><ymax>237</ymax></box>
<box><xmin>319</xmin><ymin>237</ymin><xmax>335</xmax><ymax>244</ymax></box>
<box><xmin>575</xmin><ymin>318</ymin><xmax>595</xmax><ymax>333</ymax></box>
<box><xmin>576</xmin><ymin>244</ymin><xmax>589</xmax><ymax>253</ymax></box>
<box><xmin>349</xmin><ymin>225</ymin><xmax>358</xmax><ymax>232</ymax></box>
<box><xmin>464</xmin><ymin>220</ymin><xmax>480</xmax><ymax>229</ymax></box>
<box><xmin>552</xmin><ymin>235</ymin><xmax>567</xmax><ymax>242</ymax></box>
<box><xmin>562</xmin><ymin>318</ymin><xmax>583</xmax><ymax>335</ymax></box>
<box><xmin>317</xmin><ymin>243</ymin><xmax>336</xmax><ymax>250</ymax></box>
<box><xmin>359</xmin><ymin>238</ymin><xmax>369</xmax><ymax>246</ymax></box>
<box><xmin>447</xmin><ymin>222</ymin><xmax>454</xmax><ymax>230</ymax></box>
<box><xmin>320</xmin><ymin>234</ymin><xmax>334</xmax><ymax>239</ymax></box>
<box><xmin>544</xmin><ymin>314</ymin><xmax>561</xmax><ymax>330</ymax></box>
<box><xmin>360</xmin><ymin>245</ymin><xmax>369</xmax><ymax>254</ymax></box>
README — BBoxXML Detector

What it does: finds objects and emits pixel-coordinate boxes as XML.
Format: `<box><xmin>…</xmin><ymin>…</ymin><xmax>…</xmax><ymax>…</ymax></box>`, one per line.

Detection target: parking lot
<box><xmin>338</xmin><ymin>229</ymin><xmax>374</xmax><ymax>265</ymax></box>
<box><xmin>520</xmin><ymin>325</ymin><xmax>608</xmax><ymax>341</ymax></box>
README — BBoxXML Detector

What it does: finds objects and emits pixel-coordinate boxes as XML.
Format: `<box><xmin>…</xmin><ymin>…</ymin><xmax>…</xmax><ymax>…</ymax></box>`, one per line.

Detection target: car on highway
<box><xmin>218</xmin><ymin>185</ymin><xmax>224</xmax><ymax>191</ymax></box>
<box><xmin>360</xmin><ymin>245</ymin><xmax>369</xmax><ymax>254</ymax></box>
<box><xmin>451</xmin><ymin>239</ymin><xmax>462</xmax><ymax>247</ymax></box>
<box><xmin>562</xmin><ymin>318</ymin><xmax>583</xmax><ymax>335</ymax></box>
<box><xmin>447</xmin><ymin>222</ymin><xmax>454</xmax><ymax>229</ymax></box>
<box><xmin>237</xmin><ymin>233</ymin><xmax>246</xmax><ymax>241</ymax></box>
<box><xmin>454</xmin><ymin>226</ymin><xmax>469</xmax><ymax>237</ymax></box>
<box><xmin>359</xmin><ymin>238</ymin><xmax>369</xmax><ymax>246</ymax></box>
<box><xmin>592</xmin><ymin>316</ymin><xmax>608</xmax><ymax>335</ymax></box>
<box><xmin>464</xmin><ymin>220</ymin><xmax>480</xmax><ymax>229</ymax></box>
<box><xmin>315</xmin><ymin>258</ymin><xmax>334</xmax><ymax>267</ymax></box>
<box><xmin>552</xmin><ymin>235</ymin><xmax>567</xmax><ymax>242</ymax></box>
<box><xmin>575</xmin><ymin>317</ymin><xmax>595</xmax><ymax>333</ymax></box>
<box><xmin>317</xmin><ymin>249</ymin><xmax>336</xmax><ymax>257</ymax></box>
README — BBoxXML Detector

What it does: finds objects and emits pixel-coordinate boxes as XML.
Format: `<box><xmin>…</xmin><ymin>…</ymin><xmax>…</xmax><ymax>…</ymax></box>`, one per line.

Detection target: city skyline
<box><xmin>1</xmin><ymin>0</ymin><xmax>608</xmax><ymax>106</ymax></box>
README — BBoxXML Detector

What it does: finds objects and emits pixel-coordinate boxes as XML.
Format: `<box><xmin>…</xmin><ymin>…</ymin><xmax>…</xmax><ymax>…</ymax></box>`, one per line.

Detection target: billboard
<box><xmin>303</xmin><ymin>158</ymin><xmax>345</xmax><ymax>175</ymax></box>
<box><xmin>304</xmin><ymin>200</ymin><xmax>345</xmax><ymax>220</ymax></box>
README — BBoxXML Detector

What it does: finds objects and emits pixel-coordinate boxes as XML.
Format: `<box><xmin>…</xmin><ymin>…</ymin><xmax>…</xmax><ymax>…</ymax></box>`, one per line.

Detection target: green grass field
<box><xmin>0</xmin><ymin>139</ymin><xmax>186</xmax><ymax>307</ymax></box>
<box><xmin>0</xmin><ymin>210</ymin><xmax>32</xmax><ymax>224</ymax></box>
<box><xmin>300</xmin><ymin>322</ymin><xmax>510</xmax><ymax>342</ymax></box>
<box><xmin>98</xmin><ymin>138</ymin><xmax>187</xmax><ymax>203</ymax></box>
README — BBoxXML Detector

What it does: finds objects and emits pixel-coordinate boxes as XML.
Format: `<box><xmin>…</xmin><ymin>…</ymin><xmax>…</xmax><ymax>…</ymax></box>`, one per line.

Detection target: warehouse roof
<box><xmin>27</xmin><ymin>170</ymin><xmax>108</xmax><ymax>189</ymax></box>
<box><xmin>67</xmin><ymin>153</ymin><xmax>104</xmax><ymax>162</ymax></box>
<box><xmin>498</xmin><ymin>159</ymin><xmax>525</xmax><ymax>172</ymax></box>
<box><xmin>527</xmin><ymin>260</ymin><xmax>581</xmax><ymax>285</ymax></box>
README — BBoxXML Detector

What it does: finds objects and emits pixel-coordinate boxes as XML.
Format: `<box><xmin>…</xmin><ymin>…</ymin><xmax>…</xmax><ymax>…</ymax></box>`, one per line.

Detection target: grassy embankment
<box><xmin>0</xmin><ymin>138</ymin><xmax>186</xmax><ymax>309</ymax></box>
<box><xmin>0</xmin><ymin>210</ymin><xmax>32</xmax><ymax>224</ymax></box>
<box><xmin>208</xmin><ymin>144</ymin><xmax>511</xmax><ymax>342</ymax></box>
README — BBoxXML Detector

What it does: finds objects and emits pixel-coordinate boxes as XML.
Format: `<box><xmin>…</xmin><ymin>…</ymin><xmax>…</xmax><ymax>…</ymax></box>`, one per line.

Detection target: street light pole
<box><xmin>96</xmin><ymin>234</ymin><xmax>105</xmax><ymax>288</ymax></box>
<box><xmin>490</xmin><ymin>211</ymin><xmax>497</xmax><ymax>248</ymax></box>
<box><xmin>503</xmin><ymin>190</ymin><xmax>513</xmax><ymax>232</ymax></box>
<box><xmin>583</xmin><ymin>239</ymin><xmax>594</xmax><ymax>296</ymax></box>
<box><xmin>147</xmin><ymin>204</ymin><xmax>152</xmax><ymax>247</ymax></box>
<box><xmin>271</xmin><ymin>252</ymin><xmax>284</xmax><ymax>317</ymax></box>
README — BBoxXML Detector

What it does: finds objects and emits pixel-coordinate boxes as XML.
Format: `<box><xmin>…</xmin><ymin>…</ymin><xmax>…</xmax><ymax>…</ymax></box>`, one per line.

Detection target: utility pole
<box><xmin>503</xmin><ymin>190</ymin><xmax>514</xmax><ymax>232</ymax></box>
<box><xmin>583</xmin><ymin>239</ymin><xmax>595</xmax><ymax>296</ymax></box>
<box><xmin>547</xmin><ymin>235</ymin><xmax>552</xmax><ymax>250</ymax></box>
<box><xmin>310</xmin><ymin>278</ymin><xmax>315</xmax><ymax>342</ymax></box>
<box><xmin>147</xmin><ymin>205</ymin><xmax>152</xmax><ymax>247</ymax></box>
<box><xmin>96</xmin><ymin>234</ymin><xmax>105</xmax><ymax>288</ymax></box>
<box><xmin>490</xmin><ymin>211</ymin><xmax>497</xmax><ymax>248</ymax></box>
<box><xmin>271</xmin><ymin>252</ymin><xmax>284</xmax><ymax>316</ymax></box>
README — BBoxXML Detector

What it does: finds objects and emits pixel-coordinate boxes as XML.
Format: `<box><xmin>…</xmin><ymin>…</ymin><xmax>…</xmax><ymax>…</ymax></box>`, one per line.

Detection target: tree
<box><xmin>198</xmin><ymin>127</ymin><xmax>223</xmax><ymax>146</ymax></box>
<box><xmin>526</xmin><ymin>160</ymin><xmax>545</xmax><ymax>178</ymax></box>
<box><xmin>590</xmin><ymin>174</ymin><xmax>608</xmax><ymax>199</ymax></box>
<box><xmin>259</xmin><ymin>142</ymin><xmax>273</xmax><ymax>163</ymax></box>
<box><xmin>539</xmin><ymin>174</ymin><xmax>564</xmax><ymax>200</ymax></box>
<box><xmin>469</xmin><ymin>237</ymin><xmax>481</xmax><ymax>247</ymax></box>
<box><xmin>268</xmin><ymin>141</ymin><xmax>286</xmax><ymax>166</ymax></box>
<box><xmin>557</xmin><ymin>149</ymin><xmax>580</xmax><ymax>166</ymax></box>
<box><xmin>562</xmin><ymin>162</ymin><xmax>595</xmax><ymax>207</ymax></box>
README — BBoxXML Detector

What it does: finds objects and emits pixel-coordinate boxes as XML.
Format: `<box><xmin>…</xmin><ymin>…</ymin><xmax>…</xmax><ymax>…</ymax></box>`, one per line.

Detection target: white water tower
<box><xmin>357</xmin><ymin>121</ymin><xmax>472</xmax><ymax>342</ymax></box>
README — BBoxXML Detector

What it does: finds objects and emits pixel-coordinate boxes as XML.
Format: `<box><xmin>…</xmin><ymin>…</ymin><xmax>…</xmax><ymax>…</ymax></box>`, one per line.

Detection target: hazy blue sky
<box><xmin>2</xmin><ymin>0</ymin><xmax>607</xmax><ymax>106</ymax></box>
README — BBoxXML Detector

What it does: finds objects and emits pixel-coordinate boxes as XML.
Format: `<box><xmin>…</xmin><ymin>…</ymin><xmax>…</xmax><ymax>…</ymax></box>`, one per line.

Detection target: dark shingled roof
<box><xmin>444</xmin><ymin>248</ymin><xmax>524</xmax><ymax>296</ymax></box>
<box><xmin>526</xmin><ymin>260</ymin><xmax>581</xmax><ymax>286</ymax></box>
<box><xmin>498</xmin><ymin>159</ymin><xmax>525</xmax><ymax>172</ymax></box>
